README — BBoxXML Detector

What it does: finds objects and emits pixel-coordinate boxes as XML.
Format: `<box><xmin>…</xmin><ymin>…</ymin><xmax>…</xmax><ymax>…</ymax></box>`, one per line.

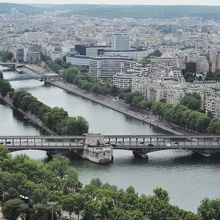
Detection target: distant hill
<box><xmin>0</xmin><ymin>3</ymin><xmax>43</xmax><ymax>15</ymax></box>
<box><xmin>1</xmin><ymin>3</ymin><xmax>220</xmax><ymax>20</ymax></box>
<box><xmin>57</xmin><ymin>5</ymin><xmax>220</xmax><ymax>20</ymax></box>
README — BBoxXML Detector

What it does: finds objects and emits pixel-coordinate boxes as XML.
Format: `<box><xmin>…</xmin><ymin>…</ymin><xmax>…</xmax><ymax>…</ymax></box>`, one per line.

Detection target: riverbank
<box><xmin>50</xmin><ymin>81</ymin><xmax>188</xmax><ymax>135</ymax></box>
<box><xmin>0</xmin><ymin>94</ymin><xmax>55</xmax><ymax>136</ymax></box>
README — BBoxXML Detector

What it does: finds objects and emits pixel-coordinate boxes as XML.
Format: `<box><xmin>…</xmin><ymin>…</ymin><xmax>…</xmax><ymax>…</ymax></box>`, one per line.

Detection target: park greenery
<box><xmin>0</xmin><ymin>51</ymin><xmax>13</xmax><ymax>62</ymax></box>
<box><xmin>0</xmin><ymin>145</ymin><xmax>218</xmax><ymax>220</ymax></box>
<box><xmin>10</xmin><ymin>90</ymin><xmax>88</xmax><ymax>135</ymax></box>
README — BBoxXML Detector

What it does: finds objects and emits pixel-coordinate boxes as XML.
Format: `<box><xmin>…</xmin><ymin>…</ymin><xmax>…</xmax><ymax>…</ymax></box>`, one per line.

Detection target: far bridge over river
<box><xmin>1</xmin><ymin>134</ymin><xmax>220</xmax><ymax>159</ymax></box>
<box><xmin>6</xmin><ymin>73</ymin><xmax>63</xmax><ymax>83</ymax></box>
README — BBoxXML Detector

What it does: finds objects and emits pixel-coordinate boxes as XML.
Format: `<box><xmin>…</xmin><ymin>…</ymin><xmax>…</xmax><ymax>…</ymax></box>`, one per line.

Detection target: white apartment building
<box><xmin>113</xmin><ymin>72</ymin><xmax>134</xmax><ymax>89</ymax></box>
<box><xmin>204</xmin><ymin>93</ymin><xmax>220</xmax><ymax>117</ymax></box>
<box><xmin>140</xmin><ymin>80</ymin><xmax>185</xmax><ymax>103</ymax></box>
<box><xmin>132</xmin><ymin>78</ymin><xmax>220</xmax><ymax>108</ymax></box>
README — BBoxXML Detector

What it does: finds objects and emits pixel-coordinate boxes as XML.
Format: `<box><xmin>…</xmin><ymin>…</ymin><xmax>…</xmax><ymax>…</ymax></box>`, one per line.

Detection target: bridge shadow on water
<box><xmin>13</xmin><ymin>81</ymin><xmax>46</xmax><ymax>92</ymax></box>
<box><xmin>70</xmin><ymin>149</ymin><xmax>220</xmax><ymax>171</ymax></box>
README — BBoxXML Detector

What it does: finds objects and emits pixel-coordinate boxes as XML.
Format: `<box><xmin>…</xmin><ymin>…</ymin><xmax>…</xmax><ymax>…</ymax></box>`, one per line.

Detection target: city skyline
<box><xmin>1</xmin><ymin>0</ymin><xmax>220</xmax><ymax>5</ymax></box>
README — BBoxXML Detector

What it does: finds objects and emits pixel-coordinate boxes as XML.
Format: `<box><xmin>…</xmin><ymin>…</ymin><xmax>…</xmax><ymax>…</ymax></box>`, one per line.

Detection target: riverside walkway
<box><xmin>1</xmin><ymin>135</ymin><xmax>220</xmax><ymax>154</ymax></box>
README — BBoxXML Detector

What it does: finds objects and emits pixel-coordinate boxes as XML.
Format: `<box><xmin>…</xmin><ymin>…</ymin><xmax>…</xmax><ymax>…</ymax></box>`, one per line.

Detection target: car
<box><xmin>139</xmin><ymin>141</ymin><xmax>144</xmax><ymax>144</ymax></box>
<box><xmin>148</xmin><ymin>143</ymin><xmax>154</xmax><ymax>147</ymax></box>
<box><xmin>174</xmin><ymin>141</ymin><xmax>179</xmax><ymax>145</ymax></box>
<box><xmin>111</xmin><ymin>144</ymin><xmax>117</xmax><ymax>147</ymax></box>
<box><xmin>166</xmin><ymin>143</ymin><xmax>171</xmax><ymax>147</ymax></box>
<box><xmin>6</xmin><ymin>141</ymin><xmax>11</xmax><ymax>144</ymax></box>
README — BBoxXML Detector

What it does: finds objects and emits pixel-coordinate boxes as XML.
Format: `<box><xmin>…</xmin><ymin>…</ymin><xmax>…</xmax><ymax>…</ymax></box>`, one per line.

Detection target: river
<box><xmin>1</xmin><ymin>68</ymin><xmax>220</xmax><ymax>212</ymax></box>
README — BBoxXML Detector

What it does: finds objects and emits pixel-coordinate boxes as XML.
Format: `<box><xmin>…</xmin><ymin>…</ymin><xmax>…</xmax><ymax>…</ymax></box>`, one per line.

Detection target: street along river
<box><xmin>1</xmin><ymin>68</ymin><xmax>220</xmax><ymax>211</ymax></box>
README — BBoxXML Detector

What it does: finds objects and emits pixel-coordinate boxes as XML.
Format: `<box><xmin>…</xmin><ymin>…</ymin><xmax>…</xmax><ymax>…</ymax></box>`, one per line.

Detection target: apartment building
<box><xmin>113</xmin><ymin>72</ymin><xmax>134</xmax><ymax>89</ymax></box>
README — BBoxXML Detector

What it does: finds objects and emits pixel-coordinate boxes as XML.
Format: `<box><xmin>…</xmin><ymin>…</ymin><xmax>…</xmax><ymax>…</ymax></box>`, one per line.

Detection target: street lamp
<box><xmin>47</xmin><ymin>201</ymin><xmax>57</xmax><ymax>220</ymax></box>
<box><xmin>19</xmin><ymin>194</ymin><xmax>30</xmax><ymax>220</ymax></box>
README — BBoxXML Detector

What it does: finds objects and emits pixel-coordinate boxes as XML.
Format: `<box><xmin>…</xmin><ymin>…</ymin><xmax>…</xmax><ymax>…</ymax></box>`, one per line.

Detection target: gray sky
<box><xmin>1</xmin><ymin>0</ymin><xmax>220</xmax><ymax>5</ymax></box>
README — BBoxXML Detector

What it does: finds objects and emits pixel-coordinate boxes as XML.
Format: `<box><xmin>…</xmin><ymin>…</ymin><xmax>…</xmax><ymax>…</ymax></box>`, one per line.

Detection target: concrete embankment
<box><xmin>50</xmin><ymin>81</ymin><xmax>187</xmax><ymax>135</ymax></box>
<box><xmin>0</xmin><ymin>94</ymin><xmax>55</xmax><ymax>135</ymax></box>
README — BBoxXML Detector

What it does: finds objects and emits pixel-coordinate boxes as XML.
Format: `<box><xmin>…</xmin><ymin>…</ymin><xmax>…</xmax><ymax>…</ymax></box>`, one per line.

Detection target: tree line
<box><xmin>121</xmin><ymin>91</ymin><xmax>220</xmax><ymax>134</ymax></box>
<box><xmin>63</xmin><ymin>67</ymin><xmax>121</xmax><ymax>96</ymax></box>
<box><xmin>0</xmin><ymin>68</ymin><xmax>89</xmax><ymax>136</ymax></box>
<box><xmin>10</xmin><ymin>90</ymin><xmax>89</xmax><ymax>135</ymax></box>
<box><xmin>0</xmin><ymin>145</ymin><xmax>217</xmax><ymax>220</ymax></box>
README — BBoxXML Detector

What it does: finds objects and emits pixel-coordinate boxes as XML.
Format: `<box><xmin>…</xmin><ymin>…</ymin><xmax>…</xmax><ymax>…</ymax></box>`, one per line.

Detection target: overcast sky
<box><xmin>1</xmin><ymin>0</ymin><xmax>220</xmax><ymax>5</ymax></box>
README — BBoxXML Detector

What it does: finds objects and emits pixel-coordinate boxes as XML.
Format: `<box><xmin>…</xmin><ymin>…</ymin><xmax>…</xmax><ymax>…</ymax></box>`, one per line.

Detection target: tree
<box><xmin>90</xmin><ymin>178</ymin><xmax>102</xmax><ymax>188</ymax></box>
<box><xmin>153</xmin><ymin>187</ymin><xmax>170</xmax><ymax>203</ymax></box>
<box><xmin>62</xmin><ymin>193</ymin><xmax>86</xmax><ymax>220</ymax></box>
<box><xmin>91</xmin><ymin>84</ymin><xmax>100</xmax><ymax>94</ymax></box>
<box><xmin>198</xmin><ymin>198</ymin><xmax>220</xmax><ymax>220</ymax></box>
<box><xmin>208</xmin><ymin>117</ymin><xmax>220</xmax><ymax>134</ymax></box>
<box><xmin>62</xmin><ymin>116</ymin><xmax>89</xmax><ymax>135</ymax></box>
<box><xmin>30</xmin><ymin>203</ymin><xmax>50</xmax><ymax>220</ymax></box>
<box><xmin>55</xmin><ymin>58</ymin><xmax>63</xmax><ymax>66</ymax></box>
<box><xmin>124</xmin><ymin>92</ymin><xmax>137</xmax><ymax>104</ymax></box>
<box><xmin>43</xmin><ymin>107</ymin><xmax>68</xmax><ymax>131</ymax></box>
<box><xmin>0</xmin><ymin>51</ymin><xmax>13</xmax><ymax>62</ymax></box>
<box><xmin>183</xmin><ymin>72</ymin><xmax>195</xmax><ymax>82</ymax></box>
<box><xmin>195</xmin><ymin>114</ymin><xmax>211</xmax><ymax>132</ymax></box>
<box><xmin>0</xmin><ymin>79</ymin><xmax>12</xmax><ymax>96</ymax></box>
<box><xmin>180</xmin><ymin>93</ymin><xmax>201</xmax><ymax>111</ymax></box>
<box><xmin>126</xmin><ymin>186</ymin><xmax>136</xmax><ymax>194</ymax></box>
<box><xmin>3</xmin><ymin>198</ymin><xmax>28</xmax><ymax>220</ymax></box>
<box><xmin>205</xmin><ymin>71</ymin><xmax>215</xmax><ymax>81</ymax></box>
<box><xmin>111</xmin><ymin>85</ymin><xmax>119</xmax><ymax>96</ymax></box>
<box><xmin>47</xmin><ymin>156</ymin><xmax>72</xmax><ymax>179</ymax></box>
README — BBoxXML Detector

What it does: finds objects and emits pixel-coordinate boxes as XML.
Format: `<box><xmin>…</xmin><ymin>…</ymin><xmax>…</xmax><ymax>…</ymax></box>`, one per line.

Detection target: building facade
<box><xmin>112</xmin><ymin>33</ymin><xmax>130</xmax><ymax>50</ymax></box>
<box><xmin>89</xmin><ymin>57</ymin><xmax>135</xmax><ymax>80</ymax></box>
<box><xmin>113</xmin><ymin>72</ymin><xmax>134</xmax><ymax>89</ymax></box>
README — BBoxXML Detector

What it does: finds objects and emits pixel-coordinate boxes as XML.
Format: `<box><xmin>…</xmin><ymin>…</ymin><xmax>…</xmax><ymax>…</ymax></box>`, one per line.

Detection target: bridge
<box><xmin>1</xmin><ymin>135</ymin><xmax>220</xmax><ymax>154</ymax></box>
<box><xmin>6</xmin><ymin>73</ymin><xmax>63</xmax><ymax>83</ymax></box>
<box><xmin>0</xmin><ymin>62</ymin><xmax>24</xmax><ymax>69</ymax></box>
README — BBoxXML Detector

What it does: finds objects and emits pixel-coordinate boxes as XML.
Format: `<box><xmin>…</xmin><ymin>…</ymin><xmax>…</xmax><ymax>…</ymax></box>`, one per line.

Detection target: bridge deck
<box><xmin>1</xmin><ymin>135</ymin><xmax>220</xmax><ymax>152</ymax></box>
